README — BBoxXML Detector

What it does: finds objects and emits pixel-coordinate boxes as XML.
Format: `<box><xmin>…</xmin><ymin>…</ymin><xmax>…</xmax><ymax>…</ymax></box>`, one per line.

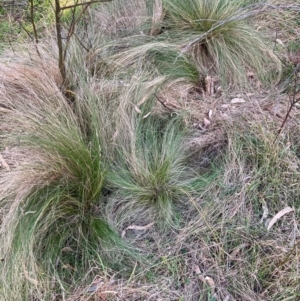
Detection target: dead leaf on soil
<box><xmin>230</xmin><ymin>242</ymin><xmax>251</xmax><ymax>258</ymax></box>
<box><xmin>230</xmin><ymin>98</ymin><xmax>245</xmax><ymax>104</ymax></box>
<box><xmin>134</xmin><ymin>105</ymin><xmax>142</xmax><ymax>114</ymax></box>
<box><xmin>193</xmin><ymin>265</ymin><xmax>206</xmax><ymax>282</ymax></box>
<box><xmin>126</xmin><ymin>223</ymin><xmax>154</xmax><ymax>230</ymax></box>
<box><xmin>143</xmin><ymin>112</ymin><xmax>151</xmax><ymax>119</ymax></box>
<box><xmin>276</xmin><ymin>39</ymin><xmax>284</xmax><ymax>46</ymax></box>
<box><xmin>205</xmin><ymin>276</ymin><xmax>217</xmax><ymax>299</ymax></box>
<box><xmin>267</xmin><ymin>207</ymin><xmax>294</xmax><ymax>231</ymax></box>
<box><xmin>193</xmin><ymin>264</ymin><xmax>201</xmax><ymax>275</ymax></box>
<box><xmin>0</xmin><ymin>154</ymin><xmax>10</xmax><ymax>171</ymax></box>
<box><xmin>121</xmin><ymin>222</ymin><xmax>154</xmax><ymax>237</ymax></box>
<box><xmin>208</xmin><ymin>109</ymin><xmax>213</xmax><ymax>120</ymax></box>
<box><xmin>194</xmin><ymin>265</ymin><xmax>217</xmax><ymax>298</ymax></box>
<box><xmin>203</xmin><ymin>117</ymin><xmax>211</xmax><ymax>127</ymax></box>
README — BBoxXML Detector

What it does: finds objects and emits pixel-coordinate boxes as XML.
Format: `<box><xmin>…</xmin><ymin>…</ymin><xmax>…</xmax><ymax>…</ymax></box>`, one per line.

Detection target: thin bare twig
<box><xmin>59</xmin><ymin>0</ymin><xmax>112</xmax><ymax>11</ymax></box>
<box><xmin>55</xmin><ymin>0</ymin><xmax>66</xmax><ymax>84</ymax></box>
<box><xmin>154</xmin><ymin>93</ymin><xmax>172</xmax><ymax>111</ymax></box>
<box><xmin>29</xmin><ymin>0</ymin><xmax>41</xmax><ymax>57</ymax></box>
<box><xmin>274</xmin><ymin>64</ymin><xmax>300</xmax><ymax>142</ymax></box>
<box><xmin>29</xmin><ymin>0</ymin><xmax>38</xmax><ymax>44</ymax></box>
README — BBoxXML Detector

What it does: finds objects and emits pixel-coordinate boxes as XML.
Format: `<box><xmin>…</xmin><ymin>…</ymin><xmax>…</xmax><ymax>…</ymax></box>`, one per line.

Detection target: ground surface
<box><xmin>1</xmin><ymin>1</ymin><xmax>300</xmax><ymax>301</ymax></box>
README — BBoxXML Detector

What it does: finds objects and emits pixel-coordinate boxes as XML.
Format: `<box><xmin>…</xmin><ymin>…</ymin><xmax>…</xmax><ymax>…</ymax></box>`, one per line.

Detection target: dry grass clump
<box><xmin>161</xmin><ymin>0</ymin><xmax>282</xmax><ymax>87</ymax></box>
<box><xmin>0</xmin><ymin>43</ymin><xmax>62</xmax><ymax>113</ymax></box>
<box><xmin>0</xmin><ymin>37</ymin><xmax>215</xmax><ymax>300</ymax></box>
<box><xmin>86</xmin><ymin>0</ymin><xmax>282</xmax><ymax>95</ymax></box>
<box><xmin>0</xmin><ymin>43</ymin><xmax>132</xmax><ymax>301</ymax></box>
<box><xmin>106</xmin><ymin>117</ymin><xmax>215</xmax><ymax>229</ymax></box>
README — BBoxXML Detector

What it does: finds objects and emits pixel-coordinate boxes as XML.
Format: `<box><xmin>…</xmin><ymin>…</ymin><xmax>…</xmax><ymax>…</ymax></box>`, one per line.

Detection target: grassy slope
<box><xmin>0</xmin><ymin>1</ymin><xmax>300</xmax><ymax>301</ymax></box>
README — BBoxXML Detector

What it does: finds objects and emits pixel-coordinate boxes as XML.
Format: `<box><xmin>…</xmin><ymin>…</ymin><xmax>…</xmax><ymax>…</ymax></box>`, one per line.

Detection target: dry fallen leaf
<box><xmin>230</xmin><ymin>98</ymin><xmax>245</xmax><ymax>104</ymax></box>
<box><xmin>194</xmin><ymin>265</ymin><xmax>206</xmax><ymax>283</ymax></box>
<box><xmin>143</xmin><ymin>112</ymin><xmax>151</xmax><ymax>119</ymax></box>
<box><xmin>126</xmin><ymin>222</ymin><xmax>154</xmax><ymax>231</ymax></box>
<box><xmin>267</xmin><ymin>207</ymin><xmax>294</xmax><ymax>231</ymax></box>
<box><xmin>230</xmin><ymin>242</ymin><xmax>251</xmax><ymax>258</ymax></box>
<box><xmin>134</xmin><ymin>105</ymin><xmax>142</xmax><ymax>114</ymax></box>
<box><xmin>122</xmin><ymin>222</ymin><xmax>154</xmax><ymax>237</ymax></box>
<box><xmin>194</xmin><ymin>266</ymin><xmax>216</xmax><ymax>297</ymax></box>
<box><xmin>0</xmin><ymin>154</ymin><xmax>10</xmax><ymax>171</ymax></box>
<box><xmin>220</xmin><ymin>104</ymin><xmax>230</xmax><ymax>109</ymax></box>
<box><xmin>205</xmin><ymin>276</ymin><xmax>216</xmax><ymax>296</ymax></box>
<box><xmin>276</xmin><ymin>38</ymin><xmax>284</xmax><ymax>46</ymax></box>
<box><xmin>208</xmin><ymin>109</ymin><xmax>213</xmax><ymax>120</ymax></box>
<box><xmin>203</xmin><ymin>117</ymin><xmax>211</xmax><ymax>127</ymax></box>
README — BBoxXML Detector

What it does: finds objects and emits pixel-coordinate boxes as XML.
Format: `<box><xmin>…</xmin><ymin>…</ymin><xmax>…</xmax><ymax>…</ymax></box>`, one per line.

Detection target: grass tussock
<box><xmin>0</xmin><ymin>45</ymin><xmax>130</xmax><ymax>300</ymax></box>
<box><xmin>162</xmin><ymin>0</ymin><xmax>282</xmax><ymax>87</ymax></box>
<box><xmin>106</xmin><ymin>117</ymin><xmax>213</xmax><ymax>229</ymax></box>
<box><xmin>88</xmin><ymin>0</ymin><xmax>282</xmax><ymax>91</ymax></box>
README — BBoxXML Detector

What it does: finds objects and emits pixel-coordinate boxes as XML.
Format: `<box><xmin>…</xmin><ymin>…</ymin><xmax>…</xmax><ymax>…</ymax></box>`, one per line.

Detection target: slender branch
<box><xmin>16</xmin><ymin>19</ymin><xmax>33</xmax><ymax>39</ymax></box>
<box><xmin>274</xmin><ymin>64</ymin><xmax>300</xmax><ymax>141</ymax></box>
<box><xmin>29</xmin><ymin>0</ymin><xmax>41</xmax><ymax>57</ymax></box>
<box><xmin>275</xmin><ymin>98</ymin><xmax>299</xmax><ymax>139</ymax></box>
<box><xmin>63</xmin><ymin>1</ymin><xmax>94</xmax><ymax>60</ymax></box>
<box><xmin>62</xmin><ymin>0</ymin><xmax>79</xmax><ymax>62</ymax></box>
<box><xmin>154</xmin><ymin>93</ymin><xmax>172</xmax><ymax>111</ymax></box>
<box><xmin>29</xmin><ymin>0</ymin><xmax>38</xmax><ymax>44</ymax></box>
<box><xmin>55</xmin><ymin>0</ymin><xmax>66</xmax><ymax>83</ymax></box>
<box><xmin>60</xmin><ymin>0</ymin><xmax>112</xmax><ymax>11</ymax></box>
<box><xmin>53</xmin><ymin>0</ymin><xmax>112</xmax><ymax>104</ymax></box>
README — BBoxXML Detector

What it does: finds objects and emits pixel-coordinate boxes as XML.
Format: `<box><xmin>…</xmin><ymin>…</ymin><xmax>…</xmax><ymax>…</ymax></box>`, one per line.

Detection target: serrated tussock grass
<box><xmin>1</xmin><ymin>1</ymin><xmax>299</xmax><ymax>300</ymax></box>
<box><xmin>0</xmin><ymin>117</ymin><xmax>125</xmax><ymax>301</ymax></box>
<box><xmin>89</xmin><ymin>0</ymin><xmax>281</xmax><ymax>91</ymax></box>
<box><xmin>0</xmin><ymin>45</ymin><xmax>135</xmax><ymax>301</ymax></box>
<box><xmin>161</xmin><ymin>0</ymin><xmax>282</xmax><ymax>87</ymax></box>
<box><xmin>106</xmin><ymin>116</ymin><xmax>213</xmax><ymax>229</ymax></box>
